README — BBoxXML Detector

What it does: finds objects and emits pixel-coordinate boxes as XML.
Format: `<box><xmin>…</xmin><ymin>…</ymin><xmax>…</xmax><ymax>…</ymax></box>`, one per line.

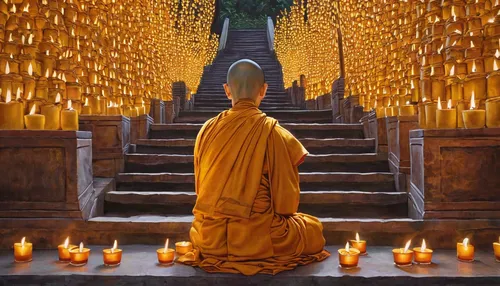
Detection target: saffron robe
<box><xmin>181</xmin><ymin>99</ymin><xmax>329</xmax><ymax>275</ymax></box>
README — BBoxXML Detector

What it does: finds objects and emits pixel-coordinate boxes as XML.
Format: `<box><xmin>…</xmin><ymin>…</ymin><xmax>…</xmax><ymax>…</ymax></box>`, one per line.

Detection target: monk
<box><xmin>179</xmin><ymin>59</ymin><xmax>330</xmax><ymax>275</ymax></box>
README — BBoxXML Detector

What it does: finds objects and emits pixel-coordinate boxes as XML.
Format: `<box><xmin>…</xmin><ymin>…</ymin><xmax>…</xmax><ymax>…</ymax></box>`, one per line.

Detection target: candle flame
<box><xmin>6</xmin><ymin>89</ymin><xmax>11</xmax><ymax>103</ymax></box>
<box><xmin>356</xmin><ymin>233</ymin><xmax>360</xmax><ymax>242</ymax></box>
<box><xmin>422</xmin><ymin>96</ymin><xmax>427</xmax><ymax>103</ymax></box>
<box><xmin>29</xmin><ymin>104</ymin><xmax>36</xmax><ymax>115</ymax></box>
<box><xmin>345</xmin><ymin>242</ymin><xmax>350</xmax><ymax>252</ymax></box>
<box><xmin>421</xmin><ymin>239</ymin><xmax>426</xmax><ymax>251</ymax></box>
<box><xmin>111</xmin><ymin>240</ymin><xmax>117</xmax><ymax>253</ymax></box>
<box><xmin>23</xmin><ymin>3</ymin><xmax>29</xmax><ymax>12</ymax></box>
<box><xmin>450</xmin><ymin>65</ymin><xmax>455</xmax><ymax>76</ymax></box>
<box><xmin>84</xmin><ymin>97</ymin><xmax>89</xmax><ymax>106</ymax></box>
<box><xmin>470</xmin><ymin>41</ymin><xmax>475</xmax><ymax>48</ymax></box>
<box><xmin>16</xmin><ymin>88</ymin><xmax>21</xmax><ymax>100</ymax></box>
<box><xmin>79</xmin><ymin>242</ymin><xmax>84</xmax><ymax>252</ymax></box>
<box><xmin>5</xmin><ymin>62</ymin><xmax>10</xmax><ymax>74</ymax></box>
<box><xmin>451</xmin><ymin>6</ymin><xmax>456</xmax><ymax>18</ymax></box>
<box><xmin>67</xmin><ymin>100</ymin><xmax>73</xmax><ymax>110</ymax></box>
<box><xmin>470</xmin><ymin>92</ymin><xmax>476</xmax><ymax>110</ymax></box>
<box><xmin>430</xmin><ymin>66</ymin><xmax>435</xmax><ymax>76</ymax></box>
<box><xmin>411</xmin><ymin>80</ymin><xmax>415</xmax><ymax>89</ymax></box>
<box><xmin>472</xmin><ymin>61</ymin><xmax>477</xmax><ymax>73</ymax></box>
<box><xmin>27</xmin><ymin>91</ymin><xmax>32</xmax><ymax>100</ymax></box>
<box><xmin>494</xmin><ymin>60</ymin><xmax>499</xmax><ymax>71</ymax></box>
<box><xmin>21</xmin><ymin>237</ymin><xmax>25</xmax><ymax>247</ymax></box>
<box><xmin>463</xmin><ymin>238</ymin><xmax>469</xmax><ymax>248</ymax></box>
<box><xmin>453</xmin><ymin>30</ymin><xmax>461</xmax><ymax>35</ymax></box>
<box><xmin>44</xmin><ymin>69</ymin><xmax>49</xmax><ymax>78</ymax></box>
<box><xmin>55</xmin><ymin>93</ymin><xmax>61</xmax><ymax>104</ymax></box>
<box><xmin>28</xmin><ymin>63</ymin><xmax>33</xmax><ymax>76</ymax></box>
<box><xmin>447</xmin><ymin>99</ymin><xmax>452</xmax><ymax>109</ymax></box>
<box><xmin>64</xmin><ymin>237</ymin><xmax>69</xmax><ymax>248</ymax></box>
<box><xmin>495</xmin><ymin>49</ymin><xmax>500</xmax><ymax>59</ymax></box>
<box><xmin>164</xmin><ymin>238</ymin><xmax>169</xmax><ymax>254</ymax></box>
<box><xmin>437</xmin><ymin>44</ymin><xmax>443</xmax><ymax>54</ymax></box>
<box><xmin>403</xmin><ymin>240</ymin><xmax>411</xmax><ymax>253</ymax></box>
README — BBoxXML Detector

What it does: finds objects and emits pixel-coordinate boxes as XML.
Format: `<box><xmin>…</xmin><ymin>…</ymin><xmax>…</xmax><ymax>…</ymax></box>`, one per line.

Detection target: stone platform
<box><xmin>1</xmin><ymin>246</ymin><xmax>499</xmax><ymax>285</ymax></box>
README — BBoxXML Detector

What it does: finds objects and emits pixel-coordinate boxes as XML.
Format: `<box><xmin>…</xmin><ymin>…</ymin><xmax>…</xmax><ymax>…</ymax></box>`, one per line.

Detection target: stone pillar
<box><xmin>0</xmin><ymin>131</ymin><xmax>97</xmax><ymax>219</ymax></box>
<box><xmin>332</xmin><ymin>77</ymin><xmax>345</xmax><ymax>123</ymax></box>
<box><xmin>79</xmin><ymin>115</ymin><xmax>130</xmax><ymax>178</ymax></box>
<box><xmin>150</xmin><ymin>99</ymin><xmax>165</xmax><ymax>124</ymax></box>
<box><xmin>409</xmin><ymin>129</ymin><xmax>500</xmax><ymax>219</ymax></box>
<box><xmin>130</xmin><ymin>114</ymin><xmax>154</xmax><ymax>144</ymax></box>
<box><xmin>165</xmin><ymin>100</ymin><xmax>175</xmax><ymax>124</ymax></box>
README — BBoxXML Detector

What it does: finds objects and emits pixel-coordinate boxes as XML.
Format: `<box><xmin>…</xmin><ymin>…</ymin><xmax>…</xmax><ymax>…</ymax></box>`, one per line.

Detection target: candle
<box><xmin>14</xmin><ymin>237</ymin><xmax>32</xmax><ymax>263</ymax></box>
<box><xmin>485</xmin><ymin>98</ymin><xmax>500</xmax><ymax>128</ymax></box>
<box><xmin>24</xmin><ymin>105</ymin><xmax>45</xmax><ymax>130</ymax></box>
<box><xmin>436</xmin><ymin>98</ymin><xmax>457</xmax><ymax>129</ymax></box>
<box><xmin>399</xmin><ymin>102</ymin><xmax>416</xmax><ymax>116</ymax></box>
<box><xmin>413</xmin><ymin>239</ymin><xmax>433</xmax><ymax>264</ymax></box>
<box><xmin>157</xmin><ymin>239</ymin><xmax>175</xmax><ymax>265</ymax></box>
<box><xmin>69</xmin><ymin>242</ymin><xmax>90</xmax><ymax>266</ymax></box>
<box><xmin>81</xmin><ymin>98</ymin><xmax>92</xmax><ymax>115</ymax></box>
<box><xmin>424</xmin><ymin>102</ymin><xmax>437</xmax><ymax>128</ymax></box>
<box><xmin>136</xmin><ymin>104</ymin><xmax>146</xmax><ymax>116</ymax></box>
<box><xmin>349</xmin><ymin>233</ymin><xmax>367</xmax><ymax>255</ymax></box>
<box><xmin>0</xmin><ymin>89</ymin><xmax>24</xmax><ymax>130</ymax></box>
<box><xmin>494</xmin><ymin>237</ymin><xmax>500</xmax><ymax>262</ymax></box>
<box><xmin>462</xmin><ymin>92</ymin><xmax>486</xmax><ymax>129</ymax></box>
<box><xmin>457</xmin><ymin>238</ymin><xmax>474</xmax><ymax>262</ymax></box>
<box><xmin>61</xmin><ymin>100</ymin><xmax>79</xmax><ymax>131</ymax></box>
<box><xmin>175</xmin><ymin>241</ymin><xmax>193</xmax><ymax>255</ymax></box>
<box><xmin>418</xmin><ymin>101</ymin><xmax>427</xmax><ymax>128</ymax></box>
<box><xmin>338</xmin><ymin>242</ymin><xmax>360</xmax><ymax>269</ymax></box>
<box><xmin>393</xmin><ymin>240</ymin><xmax>414</xmax><ymax>267</ymax></box>
<box><xmin>107</xmin><ymin>101</ymin><xmax>121</xmax><ymax>115</ymax></box>
<box><xmin>103</xmin><ymin>240</ymin><xmax>122</xmax><ymax>266</ymax></box>
<box><xmin>58</xmin><ymin>237</ymin><xmax>77</xmax><ymax>262</ymax></box>
<box><xmin>41</xmin><ymin>93</ymin><xmax>62</xmax><ymax>130</ymax></box>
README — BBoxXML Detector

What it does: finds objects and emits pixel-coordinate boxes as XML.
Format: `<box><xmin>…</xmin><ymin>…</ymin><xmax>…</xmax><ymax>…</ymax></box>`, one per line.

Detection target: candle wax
<box><xmin>457</xmin><ymin>242</ymin><xmax>474</xmax><ymax>262</ymax></box>
<box><xmin>157</xmin><ymin>248</ymin><xmax>175</xmax><ymax>265</ymax></box>
<box><xmin>61</xmin><ymin>109</ymin><xmax>79</xmax><ymax>131</ymax></box>
<box><xmin>81</xmin><ymin>106</ymin><xmax>92</xmax><ymax>115</ymax></box>
<box><xmin>14</xmin><ymin>242</ymin><xmax>33</xmax><ymax>263</ymax></box>
<box><xmin>462</xmin><ymin>110</ymin><xmax>486</xmax><ymax>129</ymax></box>
<box><xmin>41</xmin><ymin>105</ymin><xmax>61</xmax><ymax>130</ymax></box>
<box><xmin>425</xmin><ymin>103</ymin><xmax>437</xmax><ymax>128</ymax></box>
<box><xmin>103</xmin><ymin>249</ymin><xmax>122</xmax><ymax>266</ymax></box>
<box><xmin>436</xmin><ymin>109</ymin><xmax>457</xmax><ymax>129</ymax></box>
<box><xmin>349</xmin><ymin>240</ymin><xmax>367</xmax><ymax>254</ymax></box>
<box><xmin>69</xmin><ymin>247</ymin><xmax>91</xmax><ymax>266</ymax></box>
<box><xmin>24</xmin><ymin>114</ymin><xmax>45</xmax><ymax>130</ymax></box>
<box><xmin>413</xmin><ymin>247</ymin><xmax>433</xmax><ymax>264</ymax></box>
<box><xmin>175</xmin><ymin>241</ymin><xmax>193</xmax><ymax>255</ymax></box>
<box><xmin>493</xmin><ymin>242</ymin><xmax>500</xmax><ymax>262</ymax></box>
<box><xmin>0</xmin><ymin>101</ymin><xmax>24</xmax><ymax>130</ymax></box>
<box><xmin>392</xmin><ymin>249</ymin><xmax>414</xmax><ymax>267</ymax></box>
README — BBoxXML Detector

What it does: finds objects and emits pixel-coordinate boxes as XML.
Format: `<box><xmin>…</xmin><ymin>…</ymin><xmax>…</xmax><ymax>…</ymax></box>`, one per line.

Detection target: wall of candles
<box><xmin>0</xmin><ymin>0</ymin><xmax>218</xmax><ymax>130</ymax></box>
<box><xmin>276</xmin><ymin>0</ymin><xmax>500</xmax><ymax>126</ymax></box>
<box><xmin>274</xmin><ymin>0</ymin><xmax>341</xmax><ymax>100</ymax></box>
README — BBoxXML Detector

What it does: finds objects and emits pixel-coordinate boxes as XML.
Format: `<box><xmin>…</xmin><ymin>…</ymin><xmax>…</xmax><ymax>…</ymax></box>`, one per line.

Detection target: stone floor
<box><xmin>1</xmin><ymin>246</ymin><xmax>499</xmax><ymax>285</ymax></box>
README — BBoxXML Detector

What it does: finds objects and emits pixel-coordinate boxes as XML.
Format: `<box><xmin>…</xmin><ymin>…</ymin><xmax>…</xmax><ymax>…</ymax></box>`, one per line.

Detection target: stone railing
<box><xmin>266</xmin><ymin>16</ymin><xmax>275</xmax><ymax>51</ymax></box>
<box><xmin>218</xmin><ymin>18</ymin><xmax>230</xmax><ymax>51</ymax></box>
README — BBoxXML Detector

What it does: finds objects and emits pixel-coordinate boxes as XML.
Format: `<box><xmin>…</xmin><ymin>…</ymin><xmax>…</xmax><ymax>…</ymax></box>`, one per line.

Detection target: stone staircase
<box><xmin>97</xmin><ymin>29</ymin><xmax>408</xmax><ymax>242</ymax></box>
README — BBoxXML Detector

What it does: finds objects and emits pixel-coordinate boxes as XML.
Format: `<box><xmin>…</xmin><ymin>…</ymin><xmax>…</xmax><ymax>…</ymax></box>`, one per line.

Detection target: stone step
<box><xmin>193</xmin><ymin>102</ymin><xmax>295</xmax><ymax>108</ymax></box>
<box><xmin>124</xmin><ymin>153</ymin><xmax>389</xmax><ymax>173</ymax></box>
<box><xmin>135</xmin><ymin>138</ymin><xmax>376</xmax><ymax>155</ymax></box>
<box><xmin>5</xmin><ymin>215</ymin><xmax>500</xmax><ymax>249</ymax></box>
<box><xmin>116</xmin><ymin>172</ymin><xmax>396</xmax><ymax>192</ymax></box>
<box><xmin>104</xmin><ymin>190</ymin><xmax>407</xmax><ymax>218</ymax></box>
<box><xmin>175</xmin><ymin>110</ymin><xmax>332</xmax><ymax>124</ymax></box>
<box><xmin>149</xmin><ymin>123</ymin><xmax>365</xmax><ymax>140</ymax></box>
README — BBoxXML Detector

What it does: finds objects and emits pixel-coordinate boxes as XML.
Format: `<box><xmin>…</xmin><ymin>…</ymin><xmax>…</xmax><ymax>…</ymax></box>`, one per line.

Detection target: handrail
<box><xmin>218</xmin><ymin>18</ymin><xmax>230</xmax><ymax>51</ymax></box>
<box><xmin>266</xmin><ymin>16</ymin><xmax>275</xmax><ymax>51</ymax></box>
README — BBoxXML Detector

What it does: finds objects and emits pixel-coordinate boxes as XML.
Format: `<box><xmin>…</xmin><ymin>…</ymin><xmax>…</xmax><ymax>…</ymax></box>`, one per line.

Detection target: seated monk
<box><xmin>179</xmin><ymin>59</ymin><xmax>330</xmax><ymax>275</ymax></box>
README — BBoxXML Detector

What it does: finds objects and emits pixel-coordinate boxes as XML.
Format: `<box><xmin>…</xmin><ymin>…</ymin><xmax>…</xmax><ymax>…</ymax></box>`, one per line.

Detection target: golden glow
<box><xmin>421</xmin><ymin>239</ymin><xmax>426</xmax><ymax>251</ymax></box>
<box><xmin>345</xmin><ymin>242</ymin><xmax>350</xmax><ymax>252</ymax></box>
<box><xmin>164</xmin><ymin>238</ymin><xmax>169</xmax><ymax>254</ymax></box>
<box><xmin>111</xmin><ymin>240</ymin><xmax>118</xmax><ymax>254</ymax></box>
<box><xmin>403</xmin><ymin>240</ymin><xmax>411</xmax><ymax>253</ymax></box>
<box><xmin>356</xmin><ymin>233</ymin><xmax>360</xmax><ymax>242</ymax></box>
<box><xmin>79</xmin><ymin>242</ymin><xmax>84</xmax><ymax>253</ymax></box>
<box><xmin>470</xmin><ymin>92</ymin><xmax>476</xmax><ymax>110</ymax></box>
<box><xmin>463</xmin><ymin>238</ymin><xmax>469</xmax><ymax>249</ymax></box>
<box><xmin>29</xmin><ymin>105</ymin><xmax>36</xmax><ymax>115</ymax></box>
<box><xmin>21</xmin><ymin>237</ymin><xmax>26</xmax><ymax>247</ymax></box>
<box><xmin>64</xmin><ymin>237</ymin><xmax>69</xmax><ymax>249</ymax></box>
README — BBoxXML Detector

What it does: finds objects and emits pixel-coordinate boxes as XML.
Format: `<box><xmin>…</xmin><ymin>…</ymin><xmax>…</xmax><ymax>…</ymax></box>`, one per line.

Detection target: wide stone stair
<box><xmin>104</xmin><ymin>122</ymin><xmax>407</xmax><ymax>220</ymax></box>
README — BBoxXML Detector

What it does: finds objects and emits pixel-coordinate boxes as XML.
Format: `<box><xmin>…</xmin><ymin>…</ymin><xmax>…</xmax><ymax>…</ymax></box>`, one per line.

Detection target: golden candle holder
<box><xmin>393</xmin><ymin>241</ymin><xmax>414</xmax><ymax>267</ymax></box>
<box><xmin>338</xmin><ymin>242</ymin><xmax>360</xmax><ymax>269</ymax></box>
<box><xmin>457</xmin><ymin>238</ymin><xmax>475</xmax><ymax>262</ymax></box>
<box><xmin>14</xmin><ymin>237</ymin><xmax>32</xmax><ymax>263</ymax></box>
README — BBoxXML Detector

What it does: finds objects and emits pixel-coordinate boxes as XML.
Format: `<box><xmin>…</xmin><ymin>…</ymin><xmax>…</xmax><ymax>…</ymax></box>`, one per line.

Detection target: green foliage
<box><xmin>220</xmin><ymin>0</ymin><xmax>293</xmax><ymax>29</ymax></box>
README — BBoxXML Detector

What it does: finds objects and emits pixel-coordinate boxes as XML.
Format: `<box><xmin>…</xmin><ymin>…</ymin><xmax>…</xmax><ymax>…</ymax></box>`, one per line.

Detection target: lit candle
<box><xmin>462</xmin><ymin>92</ymin><xmax>486</xmax><ymax>129</ymax></box>
<box><xmin>157</xmin><ymin>239</ymin><xmax>175</xmax><ymax>265</ymax></box>
<box><xmin>457</xmin><ymin>238</ymin><xmax>474</xmax><ymax>262</ymax></box>
<box><xmin>60</xmin><ymin>100</ymin><xmax>79</xmax><ymax>131</ymax></box>
<box><xmin>14</xmin><ymin>237</ymin><xmax>32</xmax><ymax>263</ymax></box>
<box><xmin>69</xmin><ymin>242</ymin><xmax>90</xmax><ymax>266</ymax></box>
<box><xmin>374</xmin><ymin>101</ymin><xmax>385</xmax><ymax>118</ymax></box>
<box><xmin>107</xmin><ymin>101</ymin><xmax>121</xmax><ymax>115</ymax></box>
<box><xmin>399</xmin><ymin>101</ymin><xmax>416</xmax><ymax>116</ymax></box>
<box><xmin>349</xmin><ymin>233</ymin><xmax>367</xmax><ymax>255</ymax></box>
<box><xmin>0</xmin><ymin>89</ymin><xmax>24</xmax><ymax>130</ymax></box>
<box><xmin>175</xmin><ymin>241</ymin><xmax>193</xmax><ymax>255</ymax></box>
<box><xmin>81</xmin><ymin>98</ymin><xmax>92</xmax><ymax>115</ymax></box>
<box><xmin>136</xmin><ymin>104</ymin><xmax>146</xmax><ymax>116</ymax></box>
<box><xmin>493</xmin><ymin>237</ymin><xmax>500</xmax><ymax>263</ymax></box>
<box><xmin>103</xmin><ymin>240</ymin><xmax>122</xmax><ymax>266</ymax></box>
<box><xmin>24</xmin><ymin>105</ymin><xmax>45</xmax><ymax>130</ymax></box>
<box><xmin>424</xmin><ymin>101</ymin><xmax>437</xmax><ymax>129</ymax></box>
<box><xmin>338</xmin><ymin>242</ymin><xmax>360</xmax><ymax>269</ymax></box>
<box><xmin>58</xmin><ymin>237</ymin><xmax>76</xmax><ymax>262</ymax></box>
<box><xmin>413</xmin><ymin>239</ymin><xmax>433</xmax><ymax>264</ymax></box>
<box><xmin>436</xmin><ymin>98</ymin><xmax>457</xmax><ymax>129</ymax></box>
<box><xmin>393</xmin><ymin>240</ymin><xmax>414</xmax><ymax>267</ymax></box>
<box><xmin>41</xmin><ymin>93</ymin><xmax>62</xmax><ymax>130</ymax></box>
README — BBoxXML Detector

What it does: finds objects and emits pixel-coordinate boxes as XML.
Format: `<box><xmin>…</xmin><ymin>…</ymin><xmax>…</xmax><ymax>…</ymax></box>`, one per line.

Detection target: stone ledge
<box><xmin>0</xmin><ymin>246</ymin><xmax>498</xmax><ymax>286</ymax></box>
<box><xmin>410</xmin><ymin>128</ymin><xmax>500</xmax><ymax>138</ymax></box>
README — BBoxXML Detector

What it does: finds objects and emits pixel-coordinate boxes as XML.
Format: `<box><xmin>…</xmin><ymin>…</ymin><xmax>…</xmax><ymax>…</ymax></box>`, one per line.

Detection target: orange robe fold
<box><xmin>183</xmin><ymin>99</ymin><xmax>329</xmax><ymax>275</ymax></box>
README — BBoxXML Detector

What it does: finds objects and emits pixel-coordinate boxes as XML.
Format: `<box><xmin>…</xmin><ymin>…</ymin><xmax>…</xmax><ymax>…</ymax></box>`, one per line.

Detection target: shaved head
<box><xmin>226</xmin><ymin>59</ymin><xmax>265</xmax><ymax>101</ymax></box>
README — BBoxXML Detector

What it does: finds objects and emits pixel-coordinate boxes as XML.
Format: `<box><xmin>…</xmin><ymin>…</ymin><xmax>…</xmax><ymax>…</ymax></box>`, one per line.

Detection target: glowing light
<box><xmin>421</xmin><ymin>239</ymin><xmax>426</xmax><ymax>251</ymax></box>
<box><xmin>64</xmin><ymin>237</ymin><xmax>69</xmax><ymax>249</ymax></box>
<box><xmin>345</xmin><ymin>242</ymin><xmax>350</xmax><ymax>252</ymax></box>
<box><xmin>403</xmin><ymin>240</ymin><xmax>411</xmax><ymax>253</ymax></box>
<box><xmin>164</xmin><ymin>239</ymin><xmax>169</xmax><ymax>254</ymax></box>
<box><xmin>470</xmin><ymin>91</ymin><xmax>476</xmax><ymax>110</ymax></box>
